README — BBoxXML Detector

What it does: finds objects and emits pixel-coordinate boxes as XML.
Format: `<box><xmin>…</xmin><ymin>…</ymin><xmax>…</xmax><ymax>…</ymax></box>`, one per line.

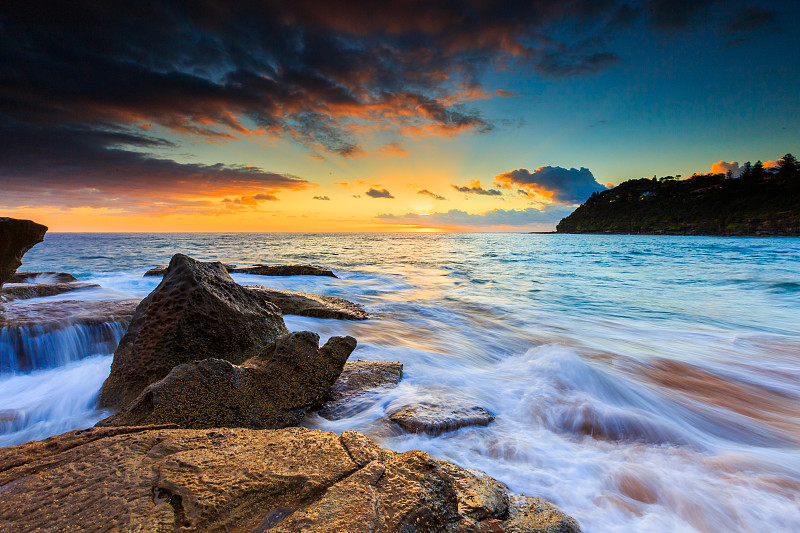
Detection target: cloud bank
<box><xmin>494</xmin><ymin>166</ymin><xmax>605</xmax><ymax>204</ymax></box>
<box><xmin>378</xmin><ymin>205</ymin><xmax>574</xmax><ymax>229</ymax></box>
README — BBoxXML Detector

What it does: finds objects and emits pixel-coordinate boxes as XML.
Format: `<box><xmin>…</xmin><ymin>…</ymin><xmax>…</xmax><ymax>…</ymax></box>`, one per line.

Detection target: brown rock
<box><xmin>97</xmin><ymin>331</ymin><xmax>357</xmax><ymax>429</ymax></box>
<box><xmin>0</xmin><ymin>218</ymin><xmax>47</xmax><ymax>288</ymax></box>
<box><xmin>245</xmin><ymin>285</ymin><xmax>367</xmax><ymax>320</ymax></box>
<box><xmin>388</xmin><ymin>400</ymin><xmax>495</xmax><ymax>436</ymax></box>
<box><xmin>5</xmin><ymin>271</ymin><xmax>78</xmax><ymax>283</ymax></box>
<box><xmin>98</xmin><ymin>254</ymin><xmax>288</xmax><ymax>410</ymax></box>
<box><xmin>232</xmin><ymin>264</ymin><xmax>337</xmax><ymax>277</ymax></box>
<box><xmin>318</xmin><ymin>360</ymin><xmax>403</xmax><ymax>420</ymax></box>
<box><xmin>143</xmin><ymin>265</ymin><xmax>168</xmax><ymax>276</ymax></box>
<box><xmin>0</xmin><ymin>426</ymin><xmax>579</xmax><ymax>533</ymax></box>
<box><xmin>505</xmin><ymin>495</ymin><xmax>582</xmax><ymax>533</ymax></box>
<box><xmin>0</xmin><ymin>282</ymin><xmax>99</xmax><ymax>301</ymax></box>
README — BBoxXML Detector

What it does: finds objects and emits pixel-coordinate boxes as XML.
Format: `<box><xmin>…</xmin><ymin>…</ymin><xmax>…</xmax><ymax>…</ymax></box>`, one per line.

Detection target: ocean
<box><xmin>2</xmin><ymin>232</ymin><xmax>799</xmax><ymax>532</ymax></box>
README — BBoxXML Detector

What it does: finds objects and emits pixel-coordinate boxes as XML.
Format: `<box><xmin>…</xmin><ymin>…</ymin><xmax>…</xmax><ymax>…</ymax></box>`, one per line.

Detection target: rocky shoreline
<box><xmin>0</xmin><ymin>217</ymin><xmax>581</xmax><ymax>532</ymax></box>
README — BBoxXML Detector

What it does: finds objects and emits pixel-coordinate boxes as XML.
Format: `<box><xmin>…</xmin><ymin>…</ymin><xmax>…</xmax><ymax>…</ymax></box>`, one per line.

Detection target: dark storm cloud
<box><xmin>643</xmin><ymin>0</ymin><xmax>716</xmax><ymax>31</ymax></box>
<box><xmin>494</xmin><ymin>167</ymin><xmax>605</xmax><ymax>204</ymax></box>
<box><xmin>0</xmin><ymin>0</ymin><xmax>758</xmax><ymax>202</ymax></box>
<box><xmin>366</xmin><ymin>188</ymin><xmax>395</xmax><ymax>199</ymax></box>
<box><xmin>0</xmin><ymin>122</ymin><xmax>307</xmax><ymax>211</ymax></box>
<box><xmin>723</xmin><ymin>7</ymin><xmax>780</xmax><ymax>44</ymax></box>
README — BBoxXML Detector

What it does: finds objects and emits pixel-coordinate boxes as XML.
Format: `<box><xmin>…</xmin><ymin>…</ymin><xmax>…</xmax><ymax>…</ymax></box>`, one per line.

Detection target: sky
<box><xmin>1</xmin><ymin>1</ymin><xmax>798</xmax><ymax>232</ymax></box>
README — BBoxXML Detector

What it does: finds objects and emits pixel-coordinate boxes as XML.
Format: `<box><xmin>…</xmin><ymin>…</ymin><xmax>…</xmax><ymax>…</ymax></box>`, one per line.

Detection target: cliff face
<box><xmin>556</xmin><ymin>171</ymin><xmax>800</xmax><ymax>236</ymax></box>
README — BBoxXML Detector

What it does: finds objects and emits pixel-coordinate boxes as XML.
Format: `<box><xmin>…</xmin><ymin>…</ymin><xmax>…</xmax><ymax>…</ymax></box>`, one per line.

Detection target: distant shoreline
<box><xmin>549</xmin><ymin>231</ymin><xmax>800</xmax><ymax>237</ymax></box>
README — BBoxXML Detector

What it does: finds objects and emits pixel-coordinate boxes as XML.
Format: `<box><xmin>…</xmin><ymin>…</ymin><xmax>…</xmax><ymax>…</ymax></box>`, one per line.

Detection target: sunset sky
<box><xmin>1</xmin><ymin>1</ymin><xmax>798</xmax><ymax>232</ymax></box>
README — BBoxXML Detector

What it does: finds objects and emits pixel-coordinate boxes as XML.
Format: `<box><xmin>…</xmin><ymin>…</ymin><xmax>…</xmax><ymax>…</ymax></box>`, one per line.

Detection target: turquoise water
<box><xmin>2</xmin><ymin>233</ymin><xmax>799</xmax><ymax>532</ymax></box>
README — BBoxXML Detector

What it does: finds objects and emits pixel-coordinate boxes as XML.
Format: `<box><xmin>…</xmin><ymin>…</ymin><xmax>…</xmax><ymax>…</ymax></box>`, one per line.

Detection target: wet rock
<box><xmin>505</xmin><ymin>495</ymin><xmax>582</xmax><ymax>533</ymax></box>
<box><xmin>97</xmin><ymin>331</ymin><xmax>357</xmax><ymax>429</ymax></box>
<box><xmin>388</xmin><ymin>400</ymin><xmax>495</xmax><ymax>436</ymax></box>
<box><xmin>0</xmin><ymin>426</ymin><xmax>578</xmax><ymax>533</ymax></box>
<box><xmin>232</xmin><ymin>264</ymin><xmax>337</xmax><ymax>277</ymax></box>
<box><xmin>0</xmin><ymin>218</ymin><xmax>47</xmax><ymax>288</ymax></box>
<box><xmin>98</xmin><ymin>254</ymin><xmax>288</xmax><ymax>410</ymax></box>
<box><xmin>318</xmin><ymin>360</ymin><xmax>403</xmax><ymax>420</ymax></box>
<box><xmin>0</xmin><ymin>299</ymin><xmax>138</xmax><ymax>328</ymax></box>
<box><xmin>145</xmin><ymin>263</ymin><xmax>336</xmax><ymax>278</ymax></box>
<box><xmin>0</xmin><ymin>282</ymin><xmax>99</xmax><ymax>301</ymax></box>
<box><xmin>245</xmin><ymin>285</ymin><xmax>367</xmax><ymax>320</ymax></box>
<box><xmin>5</xmin><ymin>271</ymin><xmax>79</xmax><ymax>283</ymax></box>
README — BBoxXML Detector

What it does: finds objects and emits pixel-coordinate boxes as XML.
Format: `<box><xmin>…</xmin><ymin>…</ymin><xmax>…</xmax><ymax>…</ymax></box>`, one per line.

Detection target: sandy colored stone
<box><xmin>318</xmin><ymin>360</ymin><xmax>403</xmax><ymax>420</ymax></box>
<box><xmin>388</xmin><ymin>400</ymin><xmax>495</xmax><ymax>436</ymax></box>
<box><xmin>0</xmin><ymin>426</ymin><xmax>579</xmax><ymax>533</ymax></box>
<box><xmin>245</xmin><ymin>285</ymin><xmax>367</xmax><ymax>320</ymax></box>
<box><xmin>0</xmin><ymin>282</ymin><xmax>99</xmax><ymax>301</ymax></box>
<box><xmin>97</xmin><ymin>331</ymin><xmax>357</xmax><ymax>429</ymax></box>
<box><xmin>98</xmin><ymin>254</ymin><xmax>288</xmax><ymax>410</ymax></box>
<box><xmin>505</xmin><ymin>496</ymin><xmax>582</xmax><ymax>533</ymax></box>
<box><xmin>0</xmin><ymin>218</ymin><xmax>47</xmax><ymax>288</ymax></box>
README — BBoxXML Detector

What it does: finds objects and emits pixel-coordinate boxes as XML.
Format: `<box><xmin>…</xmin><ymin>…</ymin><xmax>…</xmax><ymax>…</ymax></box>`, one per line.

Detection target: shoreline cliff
<box><xmin>556</xmin><ymin>154</ymin><xmax>800</xmax><ymax>236</ymax></box>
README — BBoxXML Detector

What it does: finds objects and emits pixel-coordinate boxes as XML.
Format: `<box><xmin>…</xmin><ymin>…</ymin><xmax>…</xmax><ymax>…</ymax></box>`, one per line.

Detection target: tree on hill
<box><xmin>778</xmin><ymin>153</ymin><xmax>799</xmax><ymax>179</ymax></box>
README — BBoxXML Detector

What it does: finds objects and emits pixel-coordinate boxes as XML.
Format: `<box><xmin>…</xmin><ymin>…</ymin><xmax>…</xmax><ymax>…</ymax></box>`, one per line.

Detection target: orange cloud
<box><xmin>711</xmin><ymin>160</ymin><xmax>740</xmax><ymax>175</ymax></box>
<box><xmin>374</xmin><ymin>142</ymin><xmax>410</xmax><ymax>158</ymax></box>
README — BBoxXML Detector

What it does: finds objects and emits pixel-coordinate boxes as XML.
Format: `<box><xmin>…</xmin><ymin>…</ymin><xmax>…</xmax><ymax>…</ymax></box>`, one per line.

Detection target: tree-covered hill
<box><xmin>556</xmin><ymin>154</ymin><xmax>800</xmax><ymax>236</ymax></box>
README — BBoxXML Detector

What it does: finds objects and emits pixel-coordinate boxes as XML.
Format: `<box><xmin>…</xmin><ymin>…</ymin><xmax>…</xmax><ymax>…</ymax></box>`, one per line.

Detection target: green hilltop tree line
<box><xmin>556</xmin><ymin>153</ymin><xmax>800</xmax><ymax>236</ymax></box>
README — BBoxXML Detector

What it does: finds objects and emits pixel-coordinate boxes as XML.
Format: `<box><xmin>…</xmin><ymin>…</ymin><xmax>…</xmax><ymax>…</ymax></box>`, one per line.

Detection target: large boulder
<box><xmin>0</xmin><ymin>425</ymin><xmax>581</xmax><ymax>532</ymax></box>
<box><xmin>97</xmin><ymin>331</ymin><xmax>357</xmax><ymax>429</ymax></box>
<box><xmin>318</xmin><ymin>360</ymin><xmax>403</xmax><ymax>420</ymax></box>
<box><xmin>0</xmin><ymin>218</ymin><xmax>47</xmax><ymax>288</ymax></box>
<box><xmin>98</xmin><ymin>254</ymin><xmax>288</xmax><ymax>410</ymax></box>
<box><xmin>245</xmin><ymin>285</ymin><xmax>368</xmax><ymax>320</ymax></box>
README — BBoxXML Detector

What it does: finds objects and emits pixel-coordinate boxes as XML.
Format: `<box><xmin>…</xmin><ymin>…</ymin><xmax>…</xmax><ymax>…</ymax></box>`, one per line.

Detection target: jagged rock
<box><xmin>0</xmin><ymin>282</ymin><xmax>99</xmax><ymax>301</ymax></box>
<box><xmin>0</xmin><ymin>426</ymin><xmax>579</xmax><ymax>532</ymax></box>
<box><xmin>98</xmin><ymin>254</ymin><xmax>288</xmax><ymax>410</ymax></box>
<box><xmin>5</xmin><ymin>271</ymin><xmax>78</xmax><ymax>283</ymax></box>
<box><xmin>505</xmin><ymin>495</ymin><xmax>582</xmax><ymax>533</ymax></box>
<box><xmin>0</xmin><ymin>218</ymin><xmax>47</xmax><ymax>288</ymax></box>
<box><xmin>245</xmin><ymin>285</ymin><xmax>367</xmax><ymax>320</ymax></box>
<box><xmin>388</xmin><ymin>400</ymin><xmax>495</xmax><ymax>436</ymax></box>
<box><xmin>97</xmin><ymin>331</ymin><xmax>357</xmax><ymax>429</ymax></box>
<box><xmin>318</xmin><ymin>360</ymin><xmax>403</xmax><ymax>420</ymax></box>
<box><xmin>0</xmin><ymin>299</ymin><xmax>139</xmax><ymax>328</ymax></box>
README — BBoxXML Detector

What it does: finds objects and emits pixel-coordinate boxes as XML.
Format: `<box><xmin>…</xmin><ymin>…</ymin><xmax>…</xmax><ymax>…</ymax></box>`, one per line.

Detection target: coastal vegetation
<box><xmin>556</xmin><ymin>153</ymin><xmax>800</xmax><ymax>235</ymax></box>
